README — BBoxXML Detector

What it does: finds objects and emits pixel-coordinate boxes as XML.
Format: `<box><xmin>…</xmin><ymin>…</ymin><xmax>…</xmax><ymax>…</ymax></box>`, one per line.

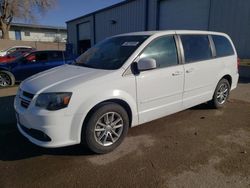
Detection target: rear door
<box><xmin>179</xmin><ymin>34</ymin><xmax>221</xmax><ymax>109</ymax></box>
<box><xmin>136</xmin><ymin>35</ymin><xmax>184</xmax><ymax>124</ymax></box>
<box><xmin>12</xmin><ymin>52</ymin><xmax>49</xmax><ymax>81</ymax></box>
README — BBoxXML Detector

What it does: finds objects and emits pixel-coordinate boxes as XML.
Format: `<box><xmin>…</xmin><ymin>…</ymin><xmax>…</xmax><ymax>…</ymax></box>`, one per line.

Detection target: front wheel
<box><xmin>0</xmin><ymin>71</ymin><xmax>15</xmax><ymax>88</ymax></box>
<box><xmin>209</xmin><ymin>78</ymin><xmax>230</xmax><ymax>109</ymax></box>
<box><xmin>82</xmin><ymin>103</ymin><xmax>129</xmax><ymax>154</ymax></box>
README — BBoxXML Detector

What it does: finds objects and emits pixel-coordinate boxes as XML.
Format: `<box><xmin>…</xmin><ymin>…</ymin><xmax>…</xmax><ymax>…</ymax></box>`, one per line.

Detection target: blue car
<box><xmin>0</xmin><ymin>50</ymin><xmax>74</xmax><ymax>87</ymax></box>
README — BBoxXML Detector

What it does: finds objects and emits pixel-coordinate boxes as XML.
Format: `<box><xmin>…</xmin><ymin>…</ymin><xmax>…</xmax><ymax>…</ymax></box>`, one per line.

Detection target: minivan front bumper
<box><xmin>15</xmin><ymin>95</ymin><xmax>82</xmax><ymax>148</ymax></box>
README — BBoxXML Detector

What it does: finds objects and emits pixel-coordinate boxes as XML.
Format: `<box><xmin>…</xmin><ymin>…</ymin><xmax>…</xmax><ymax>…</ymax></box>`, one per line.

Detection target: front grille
<box><xmin>21</xmin><ymin>99</ymin><xmax>30</xmax><ymax>108</ymax></box>
<box><xmin>19</xmin><ymin>90</ymin><xmax>34</xmax><ymax>109</ymax></box>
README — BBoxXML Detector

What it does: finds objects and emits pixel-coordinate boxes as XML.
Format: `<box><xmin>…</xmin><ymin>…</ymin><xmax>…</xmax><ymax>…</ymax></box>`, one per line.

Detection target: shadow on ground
<box><xmin>0</xmin><ymin>95</ymin><xmax>93</xmax><ymax>161</ymax></box>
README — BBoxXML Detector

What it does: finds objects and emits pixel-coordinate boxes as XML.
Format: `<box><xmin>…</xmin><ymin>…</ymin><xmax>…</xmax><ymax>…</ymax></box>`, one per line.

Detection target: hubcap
<box><xmin>94</xmin><ymin>112</ymin><xmax>124</xmax><ymax>146</ymax></box>
<box><xmin>216</xmin><ymin>83</ymin><xmax>229</xmax><ymax>104</ymax></box>
<box><xmin>0</xmin><ymin>73</ymin><xmax>11</xmax><ymax>87</ymax></box>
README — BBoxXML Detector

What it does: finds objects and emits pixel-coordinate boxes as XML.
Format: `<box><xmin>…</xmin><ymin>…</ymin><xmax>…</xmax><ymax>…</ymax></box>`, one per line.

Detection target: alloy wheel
<box><xmin>94</xmin><ymin>112</ymin><xmax>124</xmax><ymax>147</ymax></box>
<box><xmin>0</xmin><ymin>73</ymin><xmax>11</xmax><ymax>87</ymax></box>
<box><xmin>216</xmin><ymin>83</ymin><xmax>229</xmax><ymax>104</ymax></box>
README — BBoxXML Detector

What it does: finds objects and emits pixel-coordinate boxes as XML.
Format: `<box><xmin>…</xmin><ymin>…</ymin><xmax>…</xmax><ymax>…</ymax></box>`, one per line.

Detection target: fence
<box><xmin>0</xmin><ymin>39</ymin><xmax>65</xmax><ymax>51</ymax></box>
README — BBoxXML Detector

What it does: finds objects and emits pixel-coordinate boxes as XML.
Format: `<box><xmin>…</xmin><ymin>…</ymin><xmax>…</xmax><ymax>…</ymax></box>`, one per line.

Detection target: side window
<box><xmin>140</xmin><ymin>35</ymin><xmax>178</xmax><ymax>68</ymax></box>
<box><xmin>181</xmin><ymin>35</ymin><xmax>212</xmax><ymax>63</ymax></box>
<box><xmin>212</xmin><ymin>35</ymin><xmax>234</xmax><ymax>57</ymax></box>
<box><xmin>48</xmin><ymin>51</ymin><xmax>63</xmax><ymax>61</ymax></box>
<box><xmin>26</xmin><ymin>54</ymin><xmax>36</xmax><ymax>62</ymax></box>
<box><xmin>36</xmin><ymin>52</ymin><xmax>49</xmax><ymax>62</ymax></box>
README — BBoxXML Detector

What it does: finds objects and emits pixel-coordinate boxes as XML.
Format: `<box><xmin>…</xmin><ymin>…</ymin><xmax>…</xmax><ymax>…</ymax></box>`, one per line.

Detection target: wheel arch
<box><xmin>221</xmin><ymin>74</ymin><xmax>232</xmax><ymax>87</ymax></box>
<box><xmin>82</xmin><ymin>99</ymin><xmax>133</xmax><ymax>129</ymax></box>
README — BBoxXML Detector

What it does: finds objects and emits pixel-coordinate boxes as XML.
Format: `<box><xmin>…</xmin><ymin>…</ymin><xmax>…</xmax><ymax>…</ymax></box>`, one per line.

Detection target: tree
<box><xmin>0</xmin><ymin>0</ymin><xmax>56</xmax><ymax>39</ymax></box>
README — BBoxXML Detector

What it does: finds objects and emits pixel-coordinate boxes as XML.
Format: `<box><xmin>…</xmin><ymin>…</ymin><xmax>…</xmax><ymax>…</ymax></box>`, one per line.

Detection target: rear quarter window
<box><xmin>212</xmin><ymin>35</ymin><xmax>235</xmax><ymax>57</ymax></box>
<box><xmin>181</xmin><ymin>35</ymin><xmax>212</xmax><ymax>63</ymax></box>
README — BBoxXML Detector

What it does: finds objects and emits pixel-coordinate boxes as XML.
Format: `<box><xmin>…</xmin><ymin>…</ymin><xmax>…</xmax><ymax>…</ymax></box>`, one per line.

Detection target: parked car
<box><xmin>0</xmin><ymin>48</ymin><xmax>35</xmax><ymax>63</ymax></box>
<box><xmin>0</xmin><ymin>46</ymin><xmax>33</xmax><ymax>57</ymax></box>
<box><xmin>0</xmin><ymin>50</ymin><xmax>73</xmax><ymax>87</ymax></box>
<box><xmin>15</xmin><ymin>30</ymin><xmax>239</xmax><ymax>154</ymax></box>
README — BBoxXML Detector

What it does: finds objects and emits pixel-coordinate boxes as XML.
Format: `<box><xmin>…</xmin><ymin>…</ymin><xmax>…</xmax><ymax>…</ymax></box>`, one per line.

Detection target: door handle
<box><xmin>172</xmin><ymin>71</ymin><xmax>183</xmax><ymax>76</ymax></box>
<box><xmin>186</xmin><ymin>68</ymin><xmax>194</xmax><ymax>73</ymax></box>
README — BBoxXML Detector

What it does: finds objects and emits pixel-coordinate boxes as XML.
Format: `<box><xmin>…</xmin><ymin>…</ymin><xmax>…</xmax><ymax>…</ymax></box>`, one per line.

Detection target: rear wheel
<box><xmin>0</xmin><ymin>71</ymin><xmax>15</xmax><ymax>88</ymax></box>
<box><xmin>82</xmin><ymin>103</ymin><xmax>129</xmax><ymax>154</ymax></box>
<box><xmin>209</xmin><ymin>78</ymin><xmax>230</xmax><ymax>109</ymax></box>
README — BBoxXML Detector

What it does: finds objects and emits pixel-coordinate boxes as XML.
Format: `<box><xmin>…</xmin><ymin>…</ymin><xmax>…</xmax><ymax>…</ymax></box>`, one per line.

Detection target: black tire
<box><xmin>209</xmin><ymin>78</ymin><xmax>230</xmax><ymax>109</ymax></box>
<box><xmin>0</xmin><ymin>70</ymin><xmax>15</xmax><ymax>88</ymax></box>
<box><xmin>82</xmin><ymin>102</ymin><xmax>129</xmax><ymax>154</ymax></box>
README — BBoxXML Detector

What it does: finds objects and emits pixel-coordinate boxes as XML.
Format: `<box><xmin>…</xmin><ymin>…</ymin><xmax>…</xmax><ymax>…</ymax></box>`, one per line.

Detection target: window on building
<box><xmin>24</xmin><ymin>31</ymin><xmax>30</xmax><ymax>36</ymax></box>
<box><xmin>181</xmin><ymin>35</ymin><xmax>212</xmax><ymax>63</ymax></box>
<box><xmin>212</xmin><ymin>35</ymin><xmax>235</xmax><ymax>57</ymax></box>
<box><xmin>140</xmin><ymin>35</ymin><xmax>178</xmax><ymax>68</ymax></box>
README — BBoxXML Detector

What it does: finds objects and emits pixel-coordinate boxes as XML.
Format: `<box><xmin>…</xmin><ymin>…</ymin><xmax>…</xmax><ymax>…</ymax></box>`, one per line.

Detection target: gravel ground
<box><xmin>0</xmin><ymin>79</ymin><xmax>250</xmax><ymax>188</ymax></box>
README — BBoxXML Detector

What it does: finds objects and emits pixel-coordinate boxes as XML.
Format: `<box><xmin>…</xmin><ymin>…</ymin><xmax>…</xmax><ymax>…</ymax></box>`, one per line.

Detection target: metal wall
<box><xmin>95</xmin><ymin>0</ymin><xmax>146</xmax><ymax>42</ymax></box>
<box><xmin>209</xmin><ymin>0</ymin><xmax>250</xmax><ymax>58</ymax></box>
<box><xmin>147</xmin><ymin>0</ymin><xmax>158</xmax><ymax>30</ymax></box>
<box><xmin>158</xmin><ymin>0</ymin><xmax>210</xmax><ymax>30</ymax></box>
<box><xmin>67</xmin><ymin>0</ymin><xmax>250</xmax><ymax>58</ymax></box>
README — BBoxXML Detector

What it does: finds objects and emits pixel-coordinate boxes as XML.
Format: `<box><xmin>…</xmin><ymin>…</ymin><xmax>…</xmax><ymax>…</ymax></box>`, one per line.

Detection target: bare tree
<box><xmin>0</xmin><ymin>0</ymin><xmax>56</xmax><ymax>39</ymax></box>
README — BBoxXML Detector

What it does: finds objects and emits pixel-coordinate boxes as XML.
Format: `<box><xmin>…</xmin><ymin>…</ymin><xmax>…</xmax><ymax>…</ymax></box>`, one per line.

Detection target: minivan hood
<box><xmin>20</xmin><ymin>64</ymin><xmax>113</xmax><ymax>94</ymax></box>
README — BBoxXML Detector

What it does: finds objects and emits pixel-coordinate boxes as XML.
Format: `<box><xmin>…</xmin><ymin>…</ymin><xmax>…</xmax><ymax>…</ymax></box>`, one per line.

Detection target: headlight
<box><xmin>35</xmin><ymin>92</ymin><xmax>72</xmax><ymax>111</ymax></box>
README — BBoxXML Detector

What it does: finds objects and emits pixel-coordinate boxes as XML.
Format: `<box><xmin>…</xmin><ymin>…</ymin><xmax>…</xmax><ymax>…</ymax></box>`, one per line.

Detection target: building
<box><xmin>66</xmin><ymin>0</ymin><xmax>250</xmax><ymax>58</ymax></box>
<box><xmin>0</xmin><ymin>23</ymin><xmax>67</xmax><ymax>42</ymax></box>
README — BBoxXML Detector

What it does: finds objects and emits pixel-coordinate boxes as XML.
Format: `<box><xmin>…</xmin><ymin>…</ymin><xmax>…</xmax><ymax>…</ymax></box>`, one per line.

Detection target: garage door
<box><xmin>77</xmin><ymin>22</ymin><xmax>91</xmax><ymax>54</ymax></box>
<box><xmin>78</xmin><ymin>22</ymin><xmax>91</xmax><ymax>40</ymax></box>
<box><xmin>159</xmin><ymin>0</ymin><xmax>210</xmax><ymax>30</ymax></box>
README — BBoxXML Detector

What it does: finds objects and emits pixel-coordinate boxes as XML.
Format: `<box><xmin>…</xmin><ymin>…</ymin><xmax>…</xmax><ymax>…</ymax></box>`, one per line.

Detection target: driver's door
<box><xmin>12</xmin><ymin>52</ymin><xmax>49</xmax><ymax>81</ymax></box>
<box><xmin>136</xmin><ymin>35</ymin><xmax>184</xmax><ymax>124</ymax></box>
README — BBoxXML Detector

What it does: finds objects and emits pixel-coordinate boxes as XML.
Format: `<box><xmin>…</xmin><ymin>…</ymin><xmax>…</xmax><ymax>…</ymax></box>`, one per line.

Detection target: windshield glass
<box><xmin>75</xmin><ymin>35</ymin><xmax>149</xmax><ymax>70</ymax></box>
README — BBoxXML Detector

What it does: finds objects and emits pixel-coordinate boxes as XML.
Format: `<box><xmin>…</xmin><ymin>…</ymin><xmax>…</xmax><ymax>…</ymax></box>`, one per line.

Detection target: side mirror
<box><xmin>137</xmin><ymin>58</ymin><xmax>157</xmax><ymax>71</ymax></box>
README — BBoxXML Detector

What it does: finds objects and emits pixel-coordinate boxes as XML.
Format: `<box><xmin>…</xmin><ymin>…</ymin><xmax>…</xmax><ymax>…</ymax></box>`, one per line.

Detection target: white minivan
<box><xmin>14</xmin><ymin>30</ymin><xmax>239</xmax><ymax>153</ymax></box>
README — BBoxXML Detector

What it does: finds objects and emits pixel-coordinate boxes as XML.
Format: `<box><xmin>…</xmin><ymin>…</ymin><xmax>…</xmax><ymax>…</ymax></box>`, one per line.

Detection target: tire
<box><xmin>209</xmin><ymin>78</ymin><xmax>230</xmax><ymax>109</ymax></box>
<box><xmin>82</xmin><ymin>102</ymin><xmax>129</xmax><ymax>154</ymax></box>
<box><xmin>0</xmin><ymin>71</ymin><xmax>15</xmax><ymax>88</ymax></box>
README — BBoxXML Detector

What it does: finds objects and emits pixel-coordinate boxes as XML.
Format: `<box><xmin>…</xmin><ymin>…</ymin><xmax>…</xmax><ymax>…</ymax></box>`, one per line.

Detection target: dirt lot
<box><xmin>0</xmin><ymin>79</ymin><xmax>250</xmax><ymax>188</ymax></box>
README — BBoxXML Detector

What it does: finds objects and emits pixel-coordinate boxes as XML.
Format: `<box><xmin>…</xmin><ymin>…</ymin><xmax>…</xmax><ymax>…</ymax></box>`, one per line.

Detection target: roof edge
<box><xmin>66</xmin><ymin>0</ymin><xmax>135</xmax><ymax>23</ymax></box>
<box><xmin>11</xmin><ymin>23</ymin><xmax>66</xmax><ymax>30</ymax></box>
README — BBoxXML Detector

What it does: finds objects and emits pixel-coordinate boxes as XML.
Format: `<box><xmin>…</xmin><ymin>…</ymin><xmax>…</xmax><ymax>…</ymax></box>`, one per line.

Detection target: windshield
<box><xmin>75</xmin><ymin>35</ymin><xmax>149</xmax><ymax>70</ymax></box>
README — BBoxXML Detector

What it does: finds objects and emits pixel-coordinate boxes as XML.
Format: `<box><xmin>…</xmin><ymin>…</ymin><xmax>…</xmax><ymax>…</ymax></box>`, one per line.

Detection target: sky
<box><xmin>22</xmin><ymin>0</ymin><xmax>124</xmax><ymax>27</ymax></box>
